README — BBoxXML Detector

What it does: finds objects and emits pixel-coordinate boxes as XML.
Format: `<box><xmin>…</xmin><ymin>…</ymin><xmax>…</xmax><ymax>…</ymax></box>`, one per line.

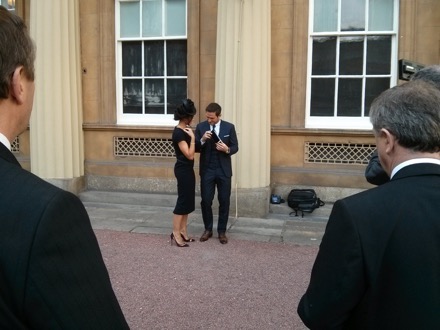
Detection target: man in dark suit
<box><xmin>195</xmin><ymin>102</ymin><xmax>239</xmax><ymax>244</ymax></box>
<box><xmin>0</xmin><ymin>7</ymin><xmax>129</xmax><ymax>329</ymax></box>
<box><xmin>298</xmin><ymin>80</ymin><xmax>440</xmax><ymax>329</ymax></box>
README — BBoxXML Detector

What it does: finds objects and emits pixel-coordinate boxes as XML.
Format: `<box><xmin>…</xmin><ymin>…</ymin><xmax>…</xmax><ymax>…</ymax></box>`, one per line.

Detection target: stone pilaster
<box><xmin>216</xmin><ymin>0</ymin><xmax>271</xmax><ymax>217</ymax></box>
<box><xmin>29</xmin><ymin>0</ymin><xmax>84</xmax><ymax>193</ymax></box>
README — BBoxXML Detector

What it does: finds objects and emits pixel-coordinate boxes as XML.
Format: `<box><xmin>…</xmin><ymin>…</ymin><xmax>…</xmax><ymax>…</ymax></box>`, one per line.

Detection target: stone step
<box><xmin>80</xmin><ymin>190</ymin><xmax>181</xmax><ymax>208</ymax></box>
<box><xmin>79</xmin><ymin>190</ymin><xmax>332</xmax><ymax>223</ymax></box>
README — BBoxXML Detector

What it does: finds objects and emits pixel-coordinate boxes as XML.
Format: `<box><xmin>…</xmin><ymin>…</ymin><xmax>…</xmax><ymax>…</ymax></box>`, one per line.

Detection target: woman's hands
<box><xmin>183</xmin><ymin>127</ymin><xmax>195</xmax><ymax>139</ymax></box>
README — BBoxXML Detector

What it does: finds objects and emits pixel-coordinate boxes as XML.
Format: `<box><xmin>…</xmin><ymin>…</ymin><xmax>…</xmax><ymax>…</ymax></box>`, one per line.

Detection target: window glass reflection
<box><xmin>311</xmin><ymin>78</ymin><xmax>335</xmax><ymax>116</ymax></box>
<box><xmin>123</xmin><ymin>79</ymin><xmax>143</xmax><ymax>114</ymax></box>
<box><xmin>145</xmin><ymin>79</ymin><xmax>165</xmax><ymax>114</ymax></box>
<box><xmin>339</xmin><ymin>36</ymin><xmax>364</xmax><ymax>75</ymax></box>
<box><xmin>365</xmin><ymin>78</ymin><xmax>390</xmax><ymax>115</ymax></box>
<box><xmin>120</xmin><ymin>2</ymin><xmax>140</xmax><ymax>37</ymax></box>
<box><xmin>142</xmin><ymin>0</ymin><xmax>162</xmax><ymax>37</ymax></box>
<box><xmin>366</xmin><ymin>36</ymin><xmax>391</xmax><ymax>74</ymax></box>
<box><xmin>145</xmin><ymin>41</ymin><xmax>164</xmax><ymax>76</ymax></box>
<box><xmin>167</xmin><ymin>79</ymin><xmax>187</xmax><ymax>114</ymax></box>
<box><xmin>314</xmin><ymin>0</ymin><xmax>337</xmax><ymax>32</ymax></box>
<box><xmin>165</xmin><ymin>0</ymin><xmax>186</xmax><ymax>36</ymax></box>
<box><xmin>337</xmin><ymin>78</ymin><xmax>362</xmax><ymax>116</ymax></box>
<box><xmin>341</xmin><ymin>0</ymin><xmax>365</xmax><ymax>31</ymax></box>
<box><xmin>369</xmin><ymin>0</ymin><xmax>393</xmax><ymax>31</ymax></box>
<box><xmin>167</xmin><ymin>41</ymin><xmax>187</xmax><ymax>76</ymax></box>
<box><xmin>122</xmin><ymin>42</ymin><xmax>142</xmax><ymax>77</ymax></box>
<box><xmin>312</xmin><ymin>37</ymin><xmax>337</xmax><ymax>75</ymax></box>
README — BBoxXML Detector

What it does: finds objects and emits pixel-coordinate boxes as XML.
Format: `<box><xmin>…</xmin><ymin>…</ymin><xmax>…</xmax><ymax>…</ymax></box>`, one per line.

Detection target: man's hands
<box><xmin>202</xmin><ymin>130</ymin><xmax>229</xmax><ymax>153</ymax></box>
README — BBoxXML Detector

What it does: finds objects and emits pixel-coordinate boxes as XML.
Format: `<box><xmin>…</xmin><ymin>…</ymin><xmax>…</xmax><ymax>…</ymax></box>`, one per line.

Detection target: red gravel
<box><xmin>95</xmin><ymin>229</ymin><xmax>318</xmax><ymax>330</ymax></box>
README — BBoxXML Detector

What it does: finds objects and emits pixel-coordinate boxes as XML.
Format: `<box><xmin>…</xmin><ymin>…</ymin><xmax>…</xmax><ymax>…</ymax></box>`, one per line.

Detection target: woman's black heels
<box><xmin>170</xmin><ymin>233</ymin><xmax>189</xmax><ymax>247</ymax></box>
<box><xmin>181</xmin><ymin>234</ymin><xmax>195</xmax><ymax>242</ymax></box>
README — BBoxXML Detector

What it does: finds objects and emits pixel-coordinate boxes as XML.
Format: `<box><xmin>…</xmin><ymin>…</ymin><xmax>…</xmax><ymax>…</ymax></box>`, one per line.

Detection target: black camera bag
<box><xmin>287</xmin><ymin>189</ymin><xmax>325</xmax><ymax>217</ymax></box>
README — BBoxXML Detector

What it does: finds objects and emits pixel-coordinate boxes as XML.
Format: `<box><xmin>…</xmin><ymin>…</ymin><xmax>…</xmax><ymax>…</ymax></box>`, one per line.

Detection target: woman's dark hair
<box><xmin>174</xmin><ymin>98</ymin><xmax>196</xmax><ymax>121</ymax></box>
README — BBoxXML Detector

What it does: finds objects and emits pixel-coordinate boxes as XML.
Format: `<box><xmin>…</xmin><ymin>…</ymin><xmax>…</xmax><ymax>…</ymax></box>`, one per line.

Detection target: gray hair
<box><xmin>369</xmin><ymin>80</ymin><xmax>440</xmax><ymax>153</ymax></box>
<box><xmin>411</xmin><ymin>65</ymin><xmax>440</xmax><ymax>91</ymax></box>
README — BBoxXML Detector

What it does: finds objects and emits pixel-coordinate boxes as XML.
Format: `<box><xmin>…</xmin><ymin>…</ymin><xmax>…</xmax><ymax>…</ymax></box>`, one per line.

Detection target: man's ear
<box><xmin>10</xmin><ymin>66</ymin><xmax>25</xmax><ymax>105</ymax></box>
<box><xmin>380</xmin><ymin>128</ymin><xmax>397</xmax><ymax>154</ymax></box>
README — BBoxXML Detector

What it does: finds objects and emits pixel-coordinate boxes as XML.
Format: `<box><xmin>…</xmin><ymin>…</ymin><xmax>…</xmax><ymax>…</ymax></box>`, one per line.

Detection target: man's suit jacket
<box><xmin>298</xmin><ymin>163</ymin><xmax>440</xmax><ymax>329</ymax></box>
<box><xmin>0</xmin><ymin>143</ymin><xmax>129</xmax><ymax>329</ymax></box>
<box><xmin>195</xmin><ymin>120</ymin><xmax>238</xmax><ymax>177</ymax></box>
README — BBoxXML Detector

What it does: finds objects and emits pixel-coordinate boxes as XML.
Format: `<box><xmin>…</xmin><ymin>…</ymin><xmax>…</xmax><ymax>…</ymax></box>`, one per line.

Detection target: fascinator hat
<box><xmin>174</xmin><ymin>98</ymin><xmax>196</xmax><ymax>120</ymax></box>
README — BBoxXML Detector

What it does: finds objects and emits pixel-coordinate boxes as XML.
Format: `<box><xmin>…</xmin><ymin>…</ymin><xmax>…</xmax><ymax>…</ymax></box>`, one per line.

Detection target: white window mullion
<box><xmin>334</xmin><ymin>35</ymin><xmax>340</xmax><ymax>118</ymax></box>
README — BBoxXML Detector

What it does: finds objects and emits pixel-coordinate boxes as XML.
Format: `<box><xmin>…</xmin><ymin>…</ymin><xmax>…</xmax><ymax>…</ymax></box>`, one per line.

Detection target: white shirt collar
<box><xmin>212</xmin><ymin>120</ymin><xmax>221</xmax><ymax>133</ymax></box>
<box><xmin>391</xmin><ymin>158</ymin><xmax>440</xmax><ymax>179</ymax></box>
<box><xmin>0</xmin><ymin>132</ymin><xmax>11</xmax><ymax>151</ymax></box>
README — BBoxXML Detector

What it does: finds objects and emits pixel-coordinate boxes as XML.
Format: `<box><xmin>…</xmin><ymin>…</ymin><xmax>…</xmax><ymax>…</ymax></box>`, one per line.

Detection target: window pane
<box><xmin>312</xmin><ymin>37</ymin><xmax>337</xmax><ymax>75</ymax></box>
<box><xmin>122</xmin><ymin>42</ymin><xmax>142</xmax><ymax>77</ymax></box>
<box><xmin>311</xmin><ymin>78</ymin><xmax>335</xmax><ymax>116</ymax></box>
<box><xmin>167</xmin><ymin>79</ymin><xmax>187</xmax><ymax>114</ymax></box>
<box><xmin>341</xmin><ymin>0</ymin><xmax>365</xmax><ymax>31</ymax></box>
<box><xmin>145</xmin><ymin>79</ymin><xmax>165</xmax><ymax>114</ymax></box>
<box><xmin>145</xmin><ymin>41</ymin><xmax>164</xmax><ymax>76</ymax></box>
<box><xmin>120</xmin><ymin>2</ymin><xmax>140</xmax><ymax>38</ymax></box>
<box><xmin>314</xmin><ymin>0</ymin><xmax>337</xmax><ymax>32</ymax></box>
<box><xmin>366</xmin><ymin>36</ymin><xmax>391</xmax><ymax>74</ymax></box>
<box><xmin>369</xmin><ymin>0</ymin><xmax>393</xmax><ymax>31</ymax></box>
<box><xmin>365</xmin><ymin>77</ymin><xmax>390</xmax><ymax>116</ymax></box>
<box><xmin>339</xmin><ymin>36</ymin><xmax>364</xmax><ymax>75</ymax></box>
<box><xmin>167</xmin><ymin>41</ymin><xmax>187</xmax><ymax>76</ymax></box>
<box><xmin>142</xmin><ymin>0</ymin><xmax>162</xmax><ymax>37</ymax></box>
<box><xmin>0</xmin><ymin>0</ymin><xmax>15</xmax><ymax>11</ymax></box>
<box><xmin>337</xmin><ymin>78</ymin><xmax>362</xmax><ymax>116</ymax></box>
<box><xmin>123</xmin><ymin>79</ymin><xmax>143</xmax><ymax>114</ymax></box>
<box><xmin>165</xmin><ymin>0</ymin><xmax>186</xmax><ymax>36</ymax></box>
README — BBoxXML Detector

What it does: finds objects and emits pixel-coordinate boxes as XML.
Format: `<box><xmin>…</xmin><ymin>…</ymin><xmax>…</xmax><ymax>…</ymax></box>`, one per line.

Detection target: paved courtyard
<box><xmin>95</xmin><ymin>229</ymin><xmax>319</xmax><ymax>330</ymax></box>
<box><xmin>84</xmin><ymin>192</ymin><xmax>327</xmax><ymax>329</ymax></box>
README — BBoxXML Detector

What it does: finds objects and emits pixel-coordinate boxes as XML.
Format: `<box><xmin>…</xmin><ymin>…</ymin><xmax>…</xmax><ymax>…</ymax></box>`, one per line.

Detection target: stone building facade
<box><xmin>12</xmin><ymin>0</ymin><xmax>440</xmax><ymax>217</ymax></box>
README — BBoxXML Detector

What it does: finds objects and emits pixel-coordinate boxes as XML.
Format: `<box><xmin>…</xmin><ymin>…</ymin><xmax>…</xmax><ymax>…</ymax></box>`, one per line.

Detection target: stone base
<box><xmin>45</xmin><ymin>176</ymin><xmax>86</xmax><ymax>195</ymax></box>
<box><xmin>229</xmin><ymin>187</ymin><xmax>271</xmax><ymax>218</ymax></box>
<box><xmin>86</xmin><ymin>175</ymin><xmax>177</xmax><ymax>194</ymax></box>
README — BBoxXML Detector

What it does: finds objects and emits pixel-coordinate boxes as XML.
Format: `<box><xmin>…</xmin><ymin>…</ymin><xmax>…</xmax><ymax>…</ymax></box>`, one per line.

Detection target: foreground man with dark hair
<box><xmin>0</xmin><ymin>6</ymin><xmax>129</xmax><ymax>329</ymax></box>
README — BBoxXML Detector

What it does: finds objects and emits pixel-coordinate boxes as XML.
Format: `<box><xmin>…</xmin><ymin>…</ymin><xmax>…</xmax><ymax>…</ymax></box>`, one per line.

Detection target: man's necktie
<box><xmin>211</xmin><ymin>124</ymin><xmax>217</xmax><ymax>144</ymax></box>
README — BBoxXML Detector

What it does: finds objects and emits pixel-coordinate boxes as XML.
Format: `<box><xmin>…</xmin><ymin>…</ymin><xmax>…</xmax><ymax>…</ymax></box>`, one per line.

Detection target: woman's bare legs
<box><xmin>179</xmin><ymin>214</ymin><xmax>190</xmax><ymax>239</ymax></box>
<box><xmin>172</xmin><ymin>214</ymin><xmax>186</xmax><ymax>245</ymax></box>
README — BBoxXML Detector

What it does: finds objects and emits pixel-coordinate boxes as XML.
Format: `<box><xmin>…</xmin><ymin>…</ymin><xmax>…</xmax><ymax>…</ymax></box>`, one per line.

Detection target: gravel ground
<box><xmin>95</xmin><ymin>229</ymin><xmax>318</xmax><ymax>330</ymax></box>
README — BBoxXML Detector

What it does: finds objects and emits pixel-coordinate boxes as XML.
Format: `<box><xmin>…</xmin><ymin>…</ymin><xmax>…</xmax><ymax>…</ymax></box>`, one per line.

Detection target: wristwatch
<box><xmin>226</xmin><ymin>148</ymin><xmax>230</xmax><ymax>154</ymax></box>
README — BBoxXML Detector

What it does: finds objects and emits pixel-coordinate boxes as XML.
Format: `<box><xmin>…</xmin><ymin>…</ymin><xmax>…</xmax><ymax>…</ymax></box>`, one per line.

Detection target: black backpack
<box><xmin>287</xmin><ymin>189</ymin><xmax>325</xmax><ymax>217</ymax></box>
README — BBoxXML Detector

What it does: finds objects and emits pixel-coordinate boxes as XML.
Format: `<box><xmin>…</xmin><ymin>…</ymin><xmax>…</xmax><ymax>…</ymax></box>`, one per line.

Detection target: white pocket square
<box><xmin>223</xmin><ymin>135</ymin><xmax>229</xmax><ymax>137</ymax></box>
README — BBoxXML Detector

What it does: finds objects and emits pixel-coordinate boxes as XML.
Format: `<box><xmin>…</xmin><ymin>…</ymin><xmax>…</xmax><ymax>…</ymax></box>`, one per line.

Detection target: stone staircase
<box><xmin>79</xmin><ymin>190</ymin><xmax>332</xmax><ymax>223</ymax></box>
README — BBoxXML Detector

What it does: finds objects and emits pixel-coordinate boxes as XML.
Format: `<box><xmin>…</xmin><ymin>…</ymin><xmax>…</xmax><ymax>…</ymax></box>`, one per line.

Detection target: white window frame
<box><xmin>115</xmin><ymin>0</ymin><xmax>187</xmax><ymax>126</ymax></box>
<box><xmin>306</xmin><ymin>0</ymin><xmax>399</xmax><ymax>130</ymax></box>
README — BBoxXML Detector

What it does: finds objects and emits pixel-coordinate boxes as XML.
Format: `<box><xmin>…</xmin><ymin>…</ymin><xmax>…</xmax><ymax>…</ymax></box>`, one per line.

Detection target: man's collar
<box><xmin>0</xmin><ymin>132</ymin><xmax>11</xmax><ymax>151</ymax></box>
<box><xmin>391</xmin><ymin>158</ymin><xmax>440</xmax><ymax>179</ymax></box>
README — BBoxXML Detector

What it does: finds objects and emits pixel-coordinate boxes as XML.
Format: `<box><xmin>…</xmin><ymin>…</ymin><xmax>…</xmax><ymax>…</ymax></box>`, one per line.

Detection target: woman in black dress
<box><xmin>171</xmin><ymin>99</ymin><xmax>197</xmax><ymax>247</ymax></box>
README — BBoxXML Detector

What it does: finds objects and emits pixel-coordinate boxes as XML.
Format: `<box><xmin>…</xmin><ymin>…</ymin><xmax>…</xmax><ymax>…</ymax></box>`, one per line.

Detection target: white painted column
<box><xmin>216</xmin><ymin>0</ymin><xmax>271</xmax><ymax>216</ymax></box>
<box><xmin>29</xmin><ymin>0</ymin><xmax>84</xmax><ymax>188</ymax></box>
